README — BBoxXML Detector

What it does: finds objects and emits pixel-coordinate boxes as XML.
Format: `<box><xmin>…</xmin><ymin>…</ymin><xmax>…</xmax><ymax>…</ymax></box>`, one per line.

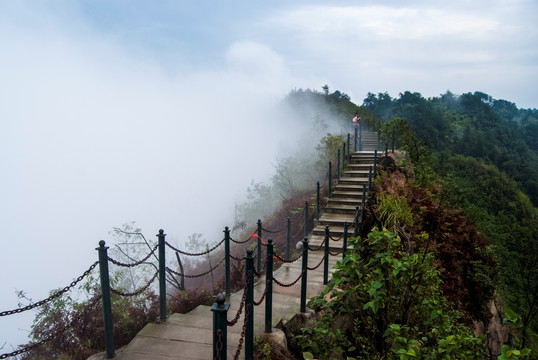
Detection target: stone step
<box><xmin>324</xmin><ymin>203</ymin><xmax>360</xmax><ymax>215</ymax></box>
<box><xmin>337</xmin><ymin>175</ymin><xmax>368</xmax><ymax>184</ymax></box>
<box><xmin>312</xmin><ymin>223</ymin><xmax>357</xmax><ymax>237</ymax></box>
<box><xmin>331</xmin><ymin>190</ymin><xmax>364</xmax><ymax>200</ymax></box>
<box><xmin>308</xmin><ymin>234</ymin><xmax>349</xmax><ymax>253</ymax></box>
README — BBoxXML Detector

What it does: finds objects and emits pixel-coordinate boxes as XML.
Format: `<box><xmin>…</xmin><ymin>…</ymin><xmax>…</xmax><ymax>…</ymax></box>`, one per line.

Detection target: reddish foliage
<box><xmin>368</xmin><ymin>168</ymin><xmax>496</xmax><ymax>322</ymax></box>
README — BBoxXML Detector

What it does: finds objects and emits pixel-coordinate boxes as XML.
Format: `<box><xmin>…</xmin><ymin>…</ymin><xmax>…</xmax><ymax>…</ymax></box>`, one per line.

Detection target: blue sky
<box><xmin>0</xmin><ymin>0</ymin><xmax>537</xmax><ymax>349</ymax></box>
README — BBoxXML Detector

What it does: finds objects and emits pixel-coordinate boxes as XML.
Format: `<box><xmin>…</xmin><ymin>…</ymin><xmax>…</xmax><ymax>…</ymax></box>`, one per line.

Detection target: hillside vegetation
<box><xmin>280</xmin><ymin>88</ymin><xmax>537</xmax><ymax>359</ymax></box>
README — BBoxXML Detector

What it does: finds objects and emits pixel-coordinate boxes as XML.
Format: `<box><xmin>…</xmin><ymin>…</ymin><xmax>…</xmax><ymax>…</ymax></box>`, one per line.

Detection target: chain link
<box><xmin>273</xmin><ymin>270</ymin><xmax>304</xmax><ymax>288</ymax></box>
<box><xmin>329</xmin><ymin>233</ymin><xmax>344</xmax><ymax>241</ymax></box>
<box><xmin>166</xmin><ymin>256</ymin><xmax>225</xmax><ymax>279</ymax></box>
<box><xmin>110</xmin><ymin>270</ymin><xmax>159</xmax><ymax>297</ymax></box>
<box><xmin>227</xmin><ymin>281</ymin><xmax>248</xmax><ymax>327</ymax></box>
<box><xmin>0</xmin><ymin>261</ymin><xmax>98</xmax><ymax>317</ymax></box>
<box><xmin>253</xmin><ymin>282</ymin><xmax>269</xmax><ymax>306</ymax></box>
<box><xmin>164</xmin><ymin>239</ymin><xmax>225</xmax><ymax>257</ymax></box>
<box><xmin>329</xmin><ymin>249</ymin><xmax>343</xmax><ymax>256</ymax></box>
<box><xmin>229</xmin><ymin>236</ymin><xmax>252</xmax><ymax>244</ymax></box>
<box><xmin>215</xmin><ymin>329</ymin><xmax>224</xmax><ymax>360</ymax></box>
<box><xmin>274</xmin><ymin>253</ymin><xmax>302</xmax><ymax>264</ymax></box>
<box><xmin>0</xmin><ymin>294</ymin><xmax>101</xmax><ymax>359</ymax></box>
<box><xmin>230</xmin><ymin>254</ymin><xmax>245</xmax><ymax>261</ymax></box>
<box><xmin>233</xmin><ymin>303</ymin><xmax>250</xmax><ymax>360</ymax></box>
<box><xmin>261</xmin><ymin>225</ymin><xmax>287</xmax><ymax>234</ymax></box>
<box><xmin>107</xmin><ymin>243</ymin><xmax>159</xmax><ymax>268</ymax></box>
<box><xmin>308</xmin><ymin>238</ymin><xmax>326</xmax><ymax>251</ymax></box>
<box><xmin>0</xmin><ymin>335</ymin><xmax>55</xmax><ymax>359</ymax></box>
<box><xmin>308</xmin><ymin>255</ymin><xmax>325</xmax><ymax>271</ymax></box>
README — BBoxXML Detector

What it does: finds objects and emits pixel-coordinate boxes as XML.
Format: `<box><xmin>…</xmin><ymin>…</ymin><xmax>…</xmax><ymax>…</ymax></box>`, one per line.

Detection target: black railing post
<box><xmin>265</xmin><ymin>239</ymin><xmax>274</xmax><ymax>333</ymax></box>
<box><xmin>354</xmin><ymin>206</ymin><xmax>360</xmax><ymax>237</ymax></box>
<box><xmin>96</xmin><ymin>241</ymin><xmax>115</xmax><ymax>358</ymax></box>
<box><xmin>374</xmin><ymin>149</ymin><xmax>378</xmax><ymax>179</ymax></box>
<box><xmin>303</xmin><ymin>201</ymin><xmax>308</xmax><ymax>239</ymax></box>
<box><xmin>368</xmin><ymin>165</ymin><xmax>372</xmax><ymax>192</ymax></box>
<box><xmin>316</xmin><ymin>181</ymin><xmax>320</xmax><ymax>221</ymax></box>
<box><xmin>361</xmin><ymin>184</ymin><xmax>367</xmax><ymax>224</ymax></box>
<box><xmin>328</xmin><ymin>161</ymin><xmax>332</xmax><ymax>199</ymax></box>
<box><xmin>224</xmin><ymin>226</ymin><xmax>231</xmax><ymax>297</ymax></box>
<box><xmin>157</xmin><ymin>229</ymin><xmax>167</xmax><ymax>321</ymax></box>
<box><xmin>323</xmin><ymin>225</ymin><xmax>329</xmax><ymax>285</ymax></box>
<box><xmin>212</xmin><ymin>293</ymin><xmax>229</xmax><ymax>360</ymax></box>
<box><xmin>286</xmin><ymin>217</ymin><xmax>291</xmax><ymax>261</ymax></box>
<box><xmin>245</xmin><ymin>249</ymin><xmax>255</xmax><ymax>359</ymax></box>
<box><xmin>257</xmin><ymin>219</ymin><xmax>262</xmax><ymax>274</ymax></box>
<box><xmin>337</xmin><ymin>149</ymin><xmax>340</xmax><ymax>181</ymax></box>
<box><xmin>342</xmin><ymin>222</ymin><xmax>348</xmax><ymax>261</ymax></box>
<box><xmin>342</xmin><ymin>142</ymin><xmax>346</xmax><ymax>169</ymax></box>
<box><xmin>300</xmin><ymin>237</ymin><xmax>309</xmax><ymax>313</ymax></box>
<box><xmin>354</xmin><ymin>126</ymin><xmax>358</xmax><ymax>152</ymax></box>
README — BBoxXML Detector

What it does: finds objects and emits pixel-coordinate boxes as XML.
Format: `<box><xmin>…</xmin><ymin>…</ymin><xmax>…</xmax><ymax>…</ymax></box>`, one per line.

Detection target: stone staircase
<box><xmin>91</xmin><ymin>131</ymin><xmax>380</xmax><ymax>360</ymax></box>
<box><xmin>309</xmin><ymin>131</ymin><xmax>380</xmax><ymax>251</ymax></box>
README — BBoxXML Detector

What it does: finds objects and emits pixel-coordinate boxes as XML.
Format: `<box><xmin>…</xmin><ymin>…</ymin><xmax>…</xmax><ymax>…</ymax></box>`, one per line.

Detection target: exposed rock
<box><xmin>485</xmin><ymin>296</ymin><xmax>512</xmax><ymax>359</ymax></box>
<box><xmin>276</xmin><ymin>309</ymin><xmax>317</xmax><ymax>357</ymax></box>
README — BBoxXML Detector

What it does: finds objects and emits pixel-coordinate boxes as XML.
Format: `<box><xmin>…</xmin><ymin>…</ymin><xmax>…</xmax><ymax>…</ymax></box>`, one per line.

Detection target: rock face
<box><xmin>485</xmin><ymin>296</ymin><xmax>512</xmax><ymax>359</ymax></box>
<box><xmin>276</xmin><ymin>309</ymin><xmax>317</xmax><ymax>357</ymax></box>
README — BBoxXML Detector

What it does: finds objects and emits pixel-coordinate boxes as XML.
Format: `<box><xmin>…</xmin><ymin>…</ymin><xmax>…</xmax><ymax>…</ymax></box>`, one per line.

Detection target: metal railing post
<box><xmin>328</xmin><ymin>161</ymin><xmax>332</xmax><ymax>199</ymax></box>
<box><xmin>303</xmin><ymin>201</ymin><xmax>308</xmax><ymax>239</ymax></box>
<box><xmin>361</xmin><ymin>184</ymin><xmax>367</xmax><ymax>224</ymax></box>
<box><xmin>265</xmin><ymin>239</ymin><xmax>274</xmax><ymax>333</ymax></box>
<box><xmin>224</xmin><ymin>226</ymin><xmax>231</xmax><ymax>297</ymax></box>
<box><xmin>316</xmin><ymin>181</ymin><xmax>320</xmax><ymax>221</ymax></box>
<box><xmin>368</xmin><ymin>165</ymin><xmax>372</xmax><ymax>192</ymax></box>
<box><xmin>323</xmin><ymin>225</ymin><xmax>329</xmax><ymax>285</ymax></box>
<box><xmin>342</xmin><ymin>222</ymin><xmax>348</xmax><ymax>261</ymax></box>
<box><xmin>337</xmin><ymin>149</ymin><xmax>340</xmax><ymax>181</ymax></box>
<box><xmin>157</xmin><ymin>229</ymin><xmax>167</xmax><ymax>321</ymax></box>
<box><xmin>300</xmin><ymin>237</ymin><xmax>309</xmax><ymax>313</ymax></box>
<box><xmin>286</xmin><ymin>217</ymin><xmax>291</xmax><ymax>262</ymax></box>
<box><xmin>96</xmin><ymin>241</ymin><xmax>115</xmax><ymax>358</ymax></box>
<box><xmin>342</xmin><ymin>143</ymin><xmax>346</xmax><ymax>169</ymax></box>
<box><xmin>212</xmin><ymin>293</ymin><xmax>229</xmax><ymax>360</ymax></box>
<box><xmin>257</xmin><ymin>219</ymin><xmax>262</xmax><ymax>274</ymax></box>
<box><xmin>354</xmin><ymin>206</ymin><xmax>360</xmax><ymax>237</ymax></box>
<box><xmin>245</xmin><ymin>249</ymin><xmax>255</xmax><ymax>359</ymax></box>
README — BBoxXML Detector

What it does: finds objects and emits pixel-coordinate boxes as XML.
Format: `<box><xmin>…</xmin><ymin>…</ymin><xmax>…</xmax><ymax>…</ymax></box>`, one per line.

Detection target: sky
<box><xmin>1</xmin><ymin>0</ymin><xmax>537</xmax><ymax>350</ymax></box>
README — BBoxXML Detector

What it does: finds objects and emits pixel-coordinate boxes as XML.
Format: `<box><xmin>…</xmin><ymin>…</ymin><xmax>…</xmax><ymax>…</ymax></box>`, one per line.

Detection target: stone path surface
<box><xmin>90</xmin><ymin>131</ymin><xmax>380</xmax><ymax>360</ymax></box>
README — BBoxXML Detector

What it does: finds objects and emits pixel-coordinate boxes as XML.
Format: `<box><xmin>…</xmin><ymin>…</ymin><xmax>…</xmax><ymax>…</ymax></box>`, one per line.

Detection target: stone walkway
<box><xmin>90</xmin><ymin>132</ymin><xmax>380</xmax><ymax>360</ymax></box>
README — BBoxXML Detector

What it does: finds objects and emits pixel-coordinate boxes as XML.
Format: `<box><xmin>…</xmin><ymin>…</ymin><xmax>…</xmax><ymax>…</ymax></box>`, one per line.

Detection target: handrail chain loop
<box><xmin>166</xmin><ymin>257</ymin><xmax>225</xmax><ymax>279</ymax></box>
<box><xmin>164</xmin><ymin>238</ymin><xmax>225</xmax><ymax>257</ymax></box>
<box><xmin>307</xmin><ymin>255</ymin><xmax>325</xmax><ymax>271</ymax></box>
<box><xmin>110</xmin><ymin>270</ymin><xmax>159</xmax><ymax>297</ymax></box>
<box><xmin>0</xmin><ymin>261</ymin><xmax>98</xmax><ymax>317</ymax></box>
<box><xmin>107</xmin><ymin>243</ymin><xmax>159</xmax><ymax>268</ymax></box>
<box><xmin>273</xmin><ymin>270</ymin><xmax>305</xmax><ymax>288</ymax></box>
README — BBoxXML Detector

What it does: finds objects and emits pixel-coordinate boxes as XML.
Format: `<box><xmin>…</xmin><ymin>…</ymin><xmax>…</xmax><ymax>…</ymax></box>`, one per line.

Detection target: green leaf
<box><xmin>372</xmin><ymin>280</ymin><xmax>383</xmax><ymax>288</ymax></box>
<box><xmin>521</xmin><ymin>348</ymin><xmax>531</xmax><ymax>355</ymax></box>
<box><xmin>303</xmin><ymin>352</ymin><xmax>314</xmax><ymax>359</ymax></box>
<box><xmin>406</xmin><ymin>348</ymin><xmax>416</xmax><ymax>356</ymax></box>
